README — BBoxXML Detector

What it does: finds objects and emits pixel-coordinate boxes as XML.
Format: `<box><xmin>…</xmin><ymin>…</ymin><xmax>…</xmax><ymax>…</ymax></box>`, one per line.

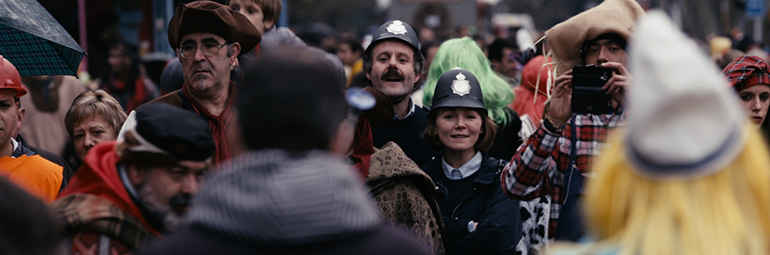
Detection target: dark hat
<box><xmin>167</xmin><ymin>1</ymin><xmax>261</xmax><ymax>55</ymax></box>
<box><xmin>431</xmin><ymin>68</ymin><xmax>486</xmax><ymax>111</ymax></box>
<box><xmin>128</xmin><ymin>102</ymin><xmax>215</xmax><ymax>162</ymax></box>
<box><xmin>365</xmin><ymin>20</ymin><xmax>420</xmax><ymax>57</ymax></box>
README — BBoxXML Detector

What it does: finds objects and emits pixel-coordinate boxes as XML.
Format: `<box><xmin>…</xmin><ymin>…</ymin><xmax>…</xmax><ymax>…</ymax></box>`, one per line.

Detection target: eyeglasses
<box><xmin>177</xmin><ymin>41</ymin><xmax>228</xmax><ymax>59</ymax></box>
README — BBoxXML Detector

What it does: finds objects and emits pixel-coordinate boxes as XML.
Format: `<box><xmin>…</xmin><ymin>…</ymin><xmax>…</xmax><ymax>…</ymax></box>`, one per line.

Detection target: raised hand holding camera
<box><xmin>571</xmin><ymin>65</ymin><xmax>614</xmax><ymax>114</ymax></box>
<box><xmin>600</xmin><ymin>62</ymin><xmax>633</xmax><ymax>105</ymax></box>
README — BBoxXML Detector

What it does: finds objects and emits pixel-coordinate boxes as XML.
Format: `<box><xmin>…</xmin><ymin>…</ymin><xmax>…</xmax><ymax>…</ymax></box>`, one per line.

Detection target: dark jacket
<box><xmin>423</xmin><ymin>153</ymin><xmax>522</xmax><ymax>255</ymax></box>
<box><xmin>488</xmin><ymin>107</ymin><xmax>523</xmax><ymax>161</ymax></box>
<box><xmin>371</xmin><ymin>105</ymin><xmax>438</xmax><ymax>167</ymax></box>
<box><xmin>139</xmin><ymin>224</ymin><xmax>432</xmax><ymax>255</ymax></box>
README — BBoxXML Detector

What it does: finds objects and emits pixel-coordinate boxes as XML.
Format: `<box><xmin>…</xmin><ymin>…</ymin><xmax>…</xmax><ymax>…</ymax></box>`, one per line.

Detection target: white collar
<box><xmin>10</xmin><ymin>138</ymin><xmax>18</xmax><ymax>157</ymax></box>
<box><xmin>393</xmin><ymin>98</ymin><xmax>416</xmax><ymax>120</ymax></box>
<box><xmin>441</xmin><ymin>151</ymin><xmax>483</xmax><ymax>180</ymax></box>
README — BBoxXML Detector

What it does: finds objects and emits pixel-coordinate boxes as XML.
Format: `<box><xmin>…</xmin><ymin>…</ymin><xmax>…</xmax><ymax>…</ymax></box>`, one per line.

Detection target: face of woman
<box><xmin>73</xmin><ymin>116</ymin><xmax>116</xmax><ymax>160</ymax></box>
<box><xmin>738</xmin><ymin>84</ymin><xmax>770</xmax><ymax>127</ymax></box>
<box><xmin>436</xmin><ymin>108</ymin><xmax>483</xmax><ymax>154</ymax></box>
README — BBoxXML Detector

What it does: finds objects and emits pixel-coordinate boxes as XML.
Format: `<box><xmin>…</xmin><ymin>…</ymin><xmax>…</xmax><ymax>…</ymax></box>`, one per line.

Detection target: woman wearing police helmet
<box><xmin>421</xmin><ymin>68</ymin><xmax>521</xmax><ymax>254</ymax></box>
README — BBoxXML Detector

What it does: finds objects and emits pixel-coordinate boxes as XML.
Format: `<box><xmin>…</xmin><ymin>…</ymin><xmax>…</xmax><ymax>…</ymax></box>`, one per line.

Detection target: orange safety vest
<box><xmin>0</xmin><ymin>155</ymin><xmax>63</xmax><ymax>203</ymax></box>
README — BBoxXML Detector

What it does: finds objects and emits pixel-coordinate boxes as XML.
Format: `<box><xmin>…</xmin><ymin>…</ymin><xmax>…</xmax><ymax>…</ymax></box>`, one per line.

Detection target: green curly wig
<box><xmin>422</xmin><ymin>37</ymin><xmax>514</xmax><ymax>124</ymax></box>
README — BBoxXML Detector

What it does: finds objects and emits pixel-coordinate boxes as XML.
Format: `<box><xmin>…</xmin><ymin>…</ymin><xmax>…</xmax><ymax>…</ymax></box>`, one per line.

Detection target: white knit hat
<box><xmin>625</xmin><ymin>11</ymin><xmax>748</xmax><ymax>178</ymax></box>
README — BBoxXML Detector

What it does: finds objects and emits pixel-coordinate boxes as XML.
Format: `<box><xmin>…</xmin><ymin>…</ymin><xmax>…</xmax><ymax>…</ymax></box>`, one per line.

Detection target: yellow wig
<box><xmin>580</xmin><ymin>125</ymin><xmax>770</xmax><ymax>255</ymax></box>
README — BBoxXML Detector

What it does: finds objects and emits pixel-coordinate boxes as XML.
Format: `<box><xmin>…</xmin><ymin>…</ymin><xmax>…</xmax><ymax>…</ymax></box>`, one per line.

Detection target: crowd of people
<box><xmin>2</xmin><ymin>0</ymin><xmax>770</xmax><ymax>254</ymax></box>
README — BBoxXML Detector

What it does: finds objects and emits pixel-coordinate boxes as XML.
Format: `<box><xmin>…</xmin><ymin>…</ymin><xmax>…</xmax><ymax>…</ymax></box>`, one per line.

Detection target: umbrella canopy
<box><xmin>0</xmin><ymin>0</ymin><xmax>86</xmax><ymax>76</ymax></box>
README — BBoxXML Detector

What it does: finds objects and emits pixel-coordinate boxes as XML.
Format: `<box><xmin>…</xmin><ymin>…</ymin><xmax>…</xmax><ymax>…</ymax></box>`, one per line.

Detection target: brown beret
<box><xmin>167</xmin><ymin>1</ymin><xmax>261</xmax><ymax>55</ymax></box>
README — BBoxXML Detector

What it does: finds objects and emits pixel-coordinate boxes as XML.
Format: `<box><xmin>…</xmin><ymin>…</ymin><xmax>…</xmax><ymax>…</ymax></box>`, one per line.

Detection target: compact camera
<box><xmin>571</xmin><ymin>65</ymin><xmax>613</xmax><ymax>114</ymax></box>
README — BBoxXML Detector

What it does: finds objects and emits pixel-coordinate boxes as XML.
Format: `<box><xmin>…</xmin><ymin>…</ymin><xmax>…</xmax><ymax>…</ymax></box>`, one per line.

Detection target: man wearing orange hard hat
<box><xmin>0</xmin><ymin>55</ymin><xmax>64</xmax><ymax>203</ymax></box>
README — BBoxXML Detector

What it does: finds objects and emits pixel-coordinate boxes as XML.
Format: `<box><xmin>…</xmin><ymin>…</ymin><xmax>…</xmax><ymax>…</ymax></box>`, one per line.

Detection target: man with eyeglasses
<box><xmin>145</xmin><ymin>1</ymin><xmax>260</xmax><ymax>164</ymax></box>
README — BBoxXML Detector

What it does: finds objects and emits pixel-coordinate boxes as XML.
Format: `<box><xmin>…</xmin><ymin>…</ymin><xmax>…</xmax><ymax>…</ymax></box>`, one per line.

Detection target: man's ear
<box><xmin>231</xmin><ymin>42</ymin><xmax>242</xmax><ymax>59</ymax></box>
<box><xmin>16</xmin><ymin>107</ymin><xmax>25</xmax><ymax>132</ymax></box>
<box><xmin>127</xmin><ymin>165</ymin><xmax>146</xmax><ymax>187</ymax></box>
<box><xmin>264</xmin><ymin>19</ymin><xmax>276</xmax><ymax>31</ymax></box>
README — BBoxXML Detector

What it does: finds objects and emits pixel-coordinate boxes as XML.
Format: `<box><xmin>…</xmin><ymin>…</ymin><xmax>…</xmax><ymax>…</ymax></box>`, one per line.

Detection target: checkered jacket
<box><xmin>502</xmin><ymin>110</ymin><xmax>627</xmax><ymax>238</ymax></box>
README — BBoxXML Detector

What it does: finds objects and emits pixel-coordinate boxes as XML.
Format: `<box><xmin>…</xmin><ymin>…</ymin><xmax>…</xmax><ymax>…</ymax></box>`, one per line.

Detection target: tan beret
<box><xmin>167</xmin><ymin>1</ymin><xmax>261</xmax><ymax>55</ymax></box>
<box><xmin>546</xmin><ymin>0</ymin><xmax>645</xmax><ymax>76</ymax></box>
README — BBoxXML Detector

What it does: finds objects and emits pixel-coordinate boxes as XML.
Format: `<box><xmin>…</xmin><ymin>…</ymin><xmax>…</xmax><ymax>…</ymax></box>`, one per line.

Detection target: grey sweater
<box><xmin>187</xmin><ymin>149</ymin><xmax>382</xmax><ymax>246</ymax></box>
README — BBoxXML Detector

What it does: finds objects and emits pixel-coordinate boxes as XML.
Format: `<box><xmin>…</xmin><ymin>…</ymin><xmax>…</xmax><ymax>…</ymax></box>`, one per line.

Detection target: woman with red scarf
<box><xmin>722</xmin><ymin>55</ymin><xmax>770</xmax><ymax>143</ymax></box>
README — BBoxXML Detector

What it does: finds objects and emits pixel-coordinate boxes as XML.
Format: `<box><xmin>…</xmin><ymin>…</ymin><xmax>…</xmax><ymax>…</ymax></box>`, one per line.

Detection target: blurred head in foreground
<box><xmin>580</xmin><ymin>11</ymin><xmax>770</xmax><ymax>255</ymax></box>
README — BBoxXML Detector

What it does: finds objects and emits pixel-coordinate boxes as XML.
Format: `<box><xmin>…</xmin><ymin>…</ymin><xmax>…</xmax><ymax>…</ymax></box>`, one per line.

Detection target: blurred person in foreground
<box><xmin>139</xmin><ymin>46</ymin><xmax>432</xmax><ymax>255</ymax></box>
<box><xmin>0</xmin><ymin>176</ymin><xmax>59</xmax><ymax>255</ymax></box>
<box><xmin>53</xmin><ymin>102</ymin><xmax>215</xmax><ymax>255</ymax></box>
<box><xmin>64</xmin><ymin>90</ymin><xmax>127</xmax><ymax>167</ymax></box>
<box><xmin>553</xmin><ymin>12</ymin><xmax>770</xmax><ymax>255</ymax></box>
<box><xmin>503</xmin><ymin>0</ymin><xmax>644</xmax><ymax>242</ymax></box>
<box><xmin>148</xmin><ymin>0</ymin><xmax>260</xmax><ymax>164</ymax></box>
<box><xmin>422</xmin><ymin>68</ymin><xmax>521</xmax><ymax>254</ymax></box>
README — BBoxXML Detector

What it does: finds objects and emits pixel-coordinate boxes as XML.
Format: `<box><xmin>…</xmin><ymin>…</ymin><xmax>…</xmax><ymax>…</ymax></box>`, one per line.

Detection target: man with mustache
<box><xmin>147</xmin><ymin>1</ymin><xmax>260</xmax><ymax>164</ymax></box>
<box><xmin>364</xmin><ymin>20</ymin><xmax>437</xmax><ymax>167</ymax></box>
<box><xmin>52</xmin><ymin>102</ymin><xmax>215</xmax><ymax>255</ymax></box>
<box><xmin>362</xmin><ymin>20</ymin><xmax>445</xmax><ymax>253</ymax></box>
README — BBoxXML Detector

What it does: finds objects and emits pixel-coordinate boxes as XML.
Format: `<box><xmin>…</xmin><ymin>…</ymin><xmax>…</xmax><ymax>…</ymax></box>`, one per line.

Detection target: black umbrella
<box><xmin>0</xmin><ymin>0</ymin><xmax>86</xmax><ymax>76</ymax></box>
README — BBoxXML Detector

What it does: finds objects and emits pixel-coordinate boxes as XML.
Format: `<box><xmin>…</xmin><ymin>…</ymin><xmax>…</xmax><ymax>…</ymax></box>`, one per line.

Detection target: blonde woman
<box><xmin>64</xmin><ymin>90</ymin><xmax>127</xmax><ymax>161</ymax></box>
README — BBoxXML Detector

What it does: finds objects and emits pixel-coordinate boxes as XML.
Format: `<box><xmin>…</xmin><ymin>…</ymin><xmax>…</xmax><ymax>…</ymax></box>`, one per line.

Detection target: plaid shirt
<box><xmin>502</xmin><ymin>109</ymin><xmax>627</xmax><ymax>238</ymax></box>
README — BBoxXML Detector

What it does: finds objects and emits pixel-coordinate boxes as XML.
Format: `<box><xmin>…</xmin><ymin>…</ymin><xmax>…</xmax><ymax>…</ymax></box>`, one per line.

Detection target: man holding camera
<box><xmin>502</xmin><ymin>0</ymin><xmax>644</xmax><ymax>242</ymax></box>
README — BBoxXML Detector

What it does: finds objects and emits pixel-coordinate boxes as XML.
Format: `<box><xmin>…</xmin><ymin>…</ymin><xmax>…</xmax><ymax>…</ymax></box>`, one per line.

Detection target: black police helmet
<box><xmin>431</xmin><ymin>68</ymin><xmax>486</xmax><ymax>111</ymax></box>
<box><xmin>365</xmin><ymin>20</ymin><xmax>421</xmax><ymax>57</ymax></box>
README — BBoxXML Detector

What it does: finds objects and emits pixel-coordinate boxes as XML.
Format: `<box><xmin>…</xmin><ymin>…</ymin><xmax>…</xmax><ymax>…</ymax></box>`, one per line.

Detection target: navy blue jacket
<box><xmin>423</xmin><ymin>153</ymin><xmax>522</xmax><ymax>255</ymax></box>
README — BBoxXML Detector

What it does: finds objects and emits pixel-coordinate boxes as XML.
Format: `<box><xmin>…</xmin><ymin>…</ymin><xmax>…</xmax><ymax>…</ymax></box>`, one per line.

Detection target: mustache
<box><xmin>192</xmin><ymin>62</ymin><xmax>212</xmax><ymax>72</ymax></box>
<box><xmin>169</xmin><ymin>193</ymin><xmax>192</xmax><ymax>209</ymax></box>
<box><xmin>382</xmin><ymin>67</ymin><xmax>404</xmax><ymax>81</ymax></box>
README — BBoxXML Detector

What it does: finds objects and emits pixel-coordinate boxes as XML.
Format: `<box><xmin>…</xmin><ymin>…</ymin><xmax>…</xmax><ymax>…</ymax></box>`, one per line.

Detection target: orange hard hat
<box><xmin>0</xmin><ymin>56</ymin><xmax>26</xmax><ymax>97</ymax></box>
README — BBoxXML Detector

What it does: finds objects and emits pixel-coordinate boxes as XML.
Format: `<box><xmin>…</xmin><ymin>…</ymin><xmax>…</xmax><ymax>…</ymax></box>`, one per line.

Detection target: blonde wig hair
<box><xmin>578</xmin><ymin>126</ymin><xmax>770</xmax><ymax>255</ymax></box>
